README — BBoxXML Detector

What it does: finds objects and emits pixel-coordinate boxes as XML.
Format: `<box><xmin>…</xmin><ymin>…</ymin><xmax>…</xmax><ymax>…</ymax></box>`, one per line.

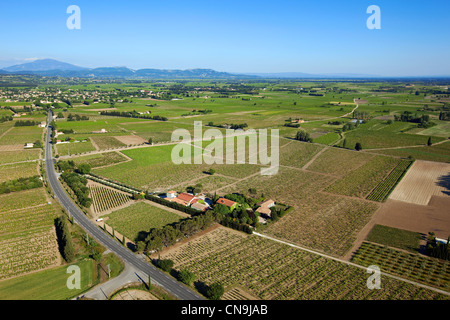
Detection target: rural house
<box><xmin>191</xmin><ymin>201</ymin><xmax>210</xmax><ymax>212</ymax></box>
<box><xmin>216</xmin><ymin>197</ymin><xmax>237</xmax><ymax>211</ymax></box>
<box><xmin>166</xmin><ymin>190</ymin><xmax>177</xmax><ymax>199</ymax></box>
<box><xmin>256</xmin><ymin>199</ymin><xmax>275</xmax><ymax>216</ymax></box>
<box><xmin>170</xmin><ymin>192</ymin><xmax>196</xmax><ymax>207</ymax></box>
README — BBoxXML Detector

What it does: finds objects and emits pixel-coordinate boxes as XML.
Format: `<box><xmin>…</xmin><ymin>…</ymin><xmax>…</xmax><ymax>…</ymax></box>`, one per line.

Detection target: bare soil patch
<box><xmin>113</xmin><ymin>135</ymin><xmax>147</xmax><ymax>145</ymax></box>
<box><xmin>371</xmin><ymin>197</ymin><xmax>450</xmax><ymax>239</ymax></box>
<box><xmin>389</xmin><ymin>160</ymin><xmax>450</xmax><ymax>205</ymax></box>
<box><xmin>0</xmin><ymin>144</ymin><xmax>25</xmax><ymax>151</ymax></box>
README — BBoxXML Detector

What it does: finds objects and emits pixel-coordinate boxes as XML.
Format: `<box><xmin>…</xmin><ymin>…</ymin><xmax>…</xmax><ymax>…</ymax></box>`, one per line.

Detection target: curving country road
<box><xmin>44</xmin><ymin>111</ymin><xmax>204</xmax><ymax>300</ymax></box>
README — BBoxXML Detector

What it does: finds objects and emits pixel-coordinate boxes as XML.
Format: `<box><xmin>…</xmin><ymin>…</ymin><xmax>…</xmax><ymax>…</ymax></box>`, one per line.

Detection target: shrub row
<box><xmin>0</xmin><ymin>175</ymin><xmax>43</xmax><ymax>194</ymax></box>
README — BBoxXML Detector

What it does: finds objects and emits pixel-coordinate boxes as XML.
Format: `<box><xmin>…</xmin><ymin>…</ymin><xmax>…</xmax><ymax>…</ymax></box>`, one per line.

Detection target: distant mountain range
<box><xmin>0</xmin><ymin>59</ymin><xmax>257</xmax><ymax>79</ymax></box>
<box><xmin>1</xmin><ymin>59</ymin><xmax>448</xmax><ymax>79</ymax></box>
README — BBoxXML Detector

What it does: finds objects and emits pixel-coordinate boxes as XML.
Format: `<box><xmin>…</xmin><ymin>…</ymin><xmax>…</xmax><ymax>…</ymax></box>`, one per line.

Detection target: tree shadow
<box><xmin>169</xmin><ymin>269</ymin><xmax>179</xmax><ymax>279</ymax></box>
<box><xmin>417</xmin><ymin>233</ymin><xmax>428</xmax><ymax>255</ymax></box>
<box><xmin>436</xmin><ymin>173</ymin><xmax>450</xmax><ymax>196</ymax></box>
<box><xmin>194</xmin><ymin>280</ymin><xmax>209</xmax><ymax>297</ymax></box>
<box><xmin>126</xmin><ymin>241</ymin><xmax>136</xmax><ymax>251</ymax></box>
<box><xmin>135</xmin><ymin>230</ymin><xmax>149</xmax><ymax>242</ymax></box>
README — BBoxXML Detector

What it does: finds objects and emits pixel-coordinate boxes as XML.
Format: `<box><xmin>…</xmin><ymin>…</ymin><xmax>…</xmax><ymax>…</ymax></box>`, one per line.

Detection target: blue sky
<box><xmin>0</xmin><ymin>0</ymin><xmax>449</xmax><ymax>76</ymax></box>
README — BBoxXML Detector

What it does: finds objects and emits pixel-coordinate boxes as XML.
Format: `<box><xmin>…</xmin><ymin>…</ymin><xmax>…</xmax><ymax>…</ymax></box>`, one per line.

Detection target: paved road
<box><xmin>82</xmin><ymin>262</ymin><xmax>149</xmax><ymax>300</ymax></box>
<box><xmin>44</xmin><ymin>111</ymin><xmax>204</xmax><ymax>300</ymax></box>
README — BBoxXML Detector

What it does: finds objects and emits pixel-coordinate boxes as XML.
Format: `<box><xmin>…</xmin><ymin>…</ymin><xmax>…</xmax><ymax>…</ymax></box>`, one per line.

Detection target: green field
<box><xmin>372</xmin><ymin>140</ymin><xmax>450</xmax><ymax>163</ymax></box>
<box><xmin>0</xmin><ymin>126</ymin><xmax>43</xmax><ymax>146</ymax></box>
<box><xmin>0</xmin><ymin>161</ymin><xmax>39</xmax><ymax>183</ymax></box>
<box><xmin>366</xmin><ymin>224</ymin><xmax>422</xmax><ymax>253</ymax></box>
<box><xmin>0</xmin><ymin>259</ymin><xmax>94</xmax><ymax>300</ymax></box>
<box><xmin>337</xmin><ymin>120</ymin><xmax>445</xmax><ymax>150</ymax></box>
<box><xmin>56</xmin><ymin>140</ymin><xmax>97</xmax><ymax>155</ymax></box>
<box><xmin>71</xmin><ymin>151</ymin><xmax>129</xmax><ymax>168</ymax></box>
<box><xmin>0</xmin><ymin>149</ymin><xmax>41</xmax><ymax>164</ymax></box>
<box><xmin>104</xmin><ymin>201</ymin><xmax>184</xmax><ymax>242</ymax></box>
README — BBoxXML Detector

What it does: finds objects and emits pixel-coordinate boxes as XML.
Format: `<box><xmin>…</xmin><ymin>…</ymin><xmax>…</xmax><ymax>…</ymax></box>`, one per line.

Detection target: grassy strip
<box><xmin>0</xmin><ymin>259</ymin><xmax>94</xmax><ymax>300</ymax></box>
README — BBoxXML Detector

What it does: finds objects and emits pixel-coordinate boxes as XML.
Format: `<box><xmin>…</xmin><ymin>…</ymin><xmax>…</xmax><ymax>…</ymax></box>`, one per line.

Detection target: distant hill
<box><xmin>134</xmin><ymin>68</ymin><xmax>247</xmax><ymax>79</ymax></box>
<box><xmin>3</xmin><ymin>59</ymin><xmax>88</xmax><ymax>72</ymax></box>
<box><xmin>0</xmin><ymin>59</ymin><xmax>257</xmax><ymax>79</ymax></box>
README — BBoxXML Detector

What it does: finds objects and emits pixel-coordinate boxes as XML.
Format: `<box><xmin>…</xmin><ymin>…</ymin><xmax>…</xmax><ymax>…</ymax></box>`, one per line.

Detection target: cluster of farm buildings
<box><xmin>164</xmin><ymin>190</ymin><xmax>276</xmax><ymax>220</ymax></box>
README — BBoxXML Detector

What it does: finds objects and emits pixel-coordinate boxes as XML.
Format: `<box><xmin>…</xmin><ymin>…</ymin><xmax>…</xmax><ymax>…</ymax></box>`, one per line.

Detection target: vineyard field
<box><xmin>0</xmin><ymin>188</ymin><xmax>60</xmax><ymax>280</ymax></box>
<box><xmin>90</xmin><ymin>136</ymin><xmax>126</xmax><ymax>150</ymax></box>
<box><xmin>89</xmin><ymin>181</ymin><xmax>133</xmax><ymax>214</ymax></box>
<box><xmin>0</xmin><ymin>205</ymin><xmax>56</xmax><ymax>236</ymax></box>
<box><xmin>0</xmin><ymin>161</ymin><xmax>39</xmax><ymax>183</ymax></box>
<box><xmin>0</xmin><ymin>149</ymin><xmax>41</xmax><ymax>165</ymax></box>
<box><xmin>351</xmin><ymin>242</ymin><xmax>450</xmax><ymax>291</ymax></box>
<box><xmin>264</xmin><ymin>192</ymin><xmax>379</xmax><ymax>256</ymax></box>
<box><xmin>0</xmin><ymin>229</ymin><xmax>60</xmax><ymax>280</ymax></box>
<box><xmin>56</xmin><ymin>140</ymin><xmax>96</xmax><ymax>156</ymax></box>
<box><xmin>366</xmin><ymin>160</ymin><xmax>413</xmax><ymax>202</ymax></box>
<box><xmin>160</xmin><ymin>227</ymin><xmax>447</xmax><ymax>300</ymax></box>
<box><xmin>307</xmin><ymin>147</ymin><xmax>374</xmax><ymax>177</ymax></box>
<box><xmin>325</xmin><ymin>155</ymin><xmax>401</xmax><ymax>198</ymax></box>
<box><xmin>72</xmin><ymin>151</ymin><xmax>129</xmax><ymax>168</ymax></box>
<box><xmin>0</xmin><ymin>188</ymin><xmax>48</xmax><ymax>212</ymax></box>
<box><xmin>104</xmin><ymin>201</ymin><xmax>184</xmax><ymax>242</ymax></box>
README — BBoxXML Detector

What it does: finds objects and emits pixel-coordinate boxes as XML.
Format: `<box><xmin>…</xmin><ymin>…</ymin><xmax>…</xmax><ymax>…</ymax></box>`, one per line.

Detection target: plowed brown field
<box><xmin>389</xmin><ymin>160</ymin><xmax>450</xmax><ymax>205</ymax></box>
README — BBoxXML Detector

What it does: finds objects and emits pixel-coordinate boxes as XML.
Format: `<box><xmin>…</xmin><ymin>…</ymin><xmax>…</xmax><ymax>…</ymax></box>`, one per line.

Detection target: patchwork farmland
<box><xmin>1</xmin><ymin>77</ymin><xmax>449</xmax><ymax>301</ymax></box>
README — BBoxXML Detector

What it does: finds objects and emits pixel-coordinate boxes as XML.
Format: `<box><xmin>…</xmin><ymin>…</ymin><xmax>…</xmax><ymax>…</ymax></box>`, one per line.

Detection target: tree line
<box><xmin>426</xmin><ymin>232</ymin><xmax>449</xmax><ymax>261</ymax></box>
<box><xmin>67</xmin><ymin>113</ymin><xmax>89</xmax><ymax>121</ymax></box>
<box><xmin>394</xmin><ymin>111</ymin><xmax>434</xmax><ymax>128</ymax></box>
<box><xmin>14</xmin><ymin>120</ymin><xmax>40</xmax><ymax>127</ymax></box>
<box><xmin>55</xmin><ymin>215</ymin><xmax>75</xmax><ymax>262</ymax></box>
<box><xmin>58</xmin><ymin>160</ymin><xmax>92</xmax><ymax>208</ymax></box>
<box><xmin>0</xmin><ymin>175</ymin><xmax>43</xmax><ymax>194</ymax></box>
<box><xmin>99</xmin><ymin>110</ymin><xmax>168</xmax><ymax>121</ymax></box>
<box><xmin>137</xmin><ymin>210</ymin><xmax>219</xmax><ymax>253</ymax></box>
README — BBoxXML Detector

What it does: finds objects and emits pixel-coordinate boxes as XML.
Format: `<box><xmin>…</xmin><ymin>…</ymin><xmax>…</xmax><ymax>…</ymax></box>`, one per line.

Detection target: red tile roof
<box><xmin>216</xmin><ymin>197</ymin><xmax>237</xmax><ymax>208</ymax></box>
<box><xmin>176</xmin><ymin>192</ymin><xmax>195</xmax><ymax>203</ymax></box>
